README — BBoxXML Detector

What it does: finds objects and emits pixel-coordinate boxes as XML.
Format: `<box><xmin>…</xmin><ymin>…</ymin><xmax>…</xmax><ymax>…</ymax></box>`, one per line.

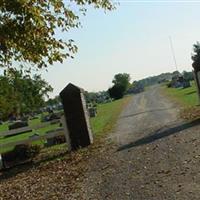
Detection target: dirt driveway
<box><xmin>79</xmin><ymin>86</ymin><xmax>200</xmax><ymax>200</ymax></box>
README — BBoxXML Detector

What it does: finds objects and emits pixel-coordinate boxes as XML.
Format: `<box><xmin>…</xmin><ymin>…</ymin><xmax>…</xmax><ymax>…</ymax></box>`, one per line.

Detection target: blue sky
<box><xmin>41</xmin><ymin>1</ymin><xmax>200</xmax><ymax>97</ymax></box>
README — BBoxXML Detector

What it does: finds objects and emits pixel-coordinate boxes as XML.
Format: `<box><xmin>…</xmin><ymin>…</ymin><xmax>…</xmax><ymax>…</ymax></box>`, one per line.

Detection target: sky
<box><xmin>41</xmin><ymin>1</ymin><xmax>200</xmax><ymax>97</ymax></box>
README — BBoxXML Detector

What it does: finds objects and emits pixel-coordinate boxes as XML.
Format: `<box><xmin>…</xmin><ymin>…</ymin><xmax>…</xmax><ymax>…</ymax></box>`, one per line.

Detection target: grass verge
<box><xmin>162</xmin><ymin>82</ymin><xmax>200</xmax><ymax>120</ymax></box>
<box><xmin>162</xmin><ymin>81</ymin><xmax>198</xmax><ymax>107</ymax></box>
<box><xmin>90</xmin><ymin>95</ymin><xmax>132</xmax><ymax>137</ymax></box>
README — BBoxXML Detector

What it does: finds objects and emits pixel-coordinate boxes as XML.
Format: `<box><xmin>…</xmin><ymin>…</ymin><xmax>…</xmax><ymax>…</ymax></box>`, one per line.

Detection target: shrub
<box><xmin>2</xmin><ymin>144</ymin><xmax>41</xmax><ymax>168</ymax></box>
<box><xmin>108</xmin><ymin>84</ymin><xmax>125</xmax><ymax>100</ymax></box>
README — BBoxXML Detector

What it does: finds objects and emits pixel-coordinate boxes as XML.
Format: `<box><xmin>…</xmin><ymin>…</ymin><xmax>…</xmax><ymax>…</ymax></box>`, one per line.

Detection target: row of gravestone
<box><xmin>7</xmin><ymin>83</ymin><xmax>94</xmax><ymax>151</ymax></box>
<box><xmin>0</xmin><ymin>83</ymin><xmax>94</xmax><ymax>170</ymax></box>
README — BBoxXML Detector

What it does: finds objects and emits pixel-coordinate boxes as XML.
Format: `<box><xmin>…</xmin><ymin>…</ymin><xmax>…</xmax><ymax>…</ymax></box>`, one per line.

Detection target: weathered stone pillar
<box><xmin>60</xmin><ymin>83</ymin><xmax>93</xmax><ymax>151</ymax></box>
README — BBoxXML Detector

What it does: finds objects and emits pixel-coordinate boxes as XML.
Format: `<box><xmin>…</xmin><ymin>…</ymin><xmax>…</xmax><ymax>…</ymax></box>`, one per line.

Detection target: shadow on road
<box><xmin>121</xmin><ymin>107</ymin><xmax>177</xmax><ymax>119</ymax></box>
<box><xmin>117</xmin><ymin>118</ymin><xmax>200</xmax><ymax>152</ymax></box>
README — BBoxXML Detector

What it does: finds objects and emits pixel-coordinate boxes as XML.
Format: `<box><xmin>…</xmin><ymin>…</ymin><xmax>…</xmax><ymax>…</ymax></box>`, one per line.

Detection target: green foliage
<box><xmin>112</xmin><ymin>73</ymin><xmax>131</xmax><ymax>92</ymax></box>
<box><xmin>0</xmin><ymin>68</ymin><xmax>53</xmax><ymax>119</ymax></box>
<box><xmin>85</xmin><ymin>91</ymin><xmax>110</xmax><ymax>104</ymax></box>
<box><xmin>46</xmin><ymin>96</ymin><xmax>61</xmax><ymax>106</ymax></box>
<box><xmin>138</xmin><ymin>72</ymin><xmax>173</xmax><ymax>87</ymax></box>
<box><xmin>108</xmin><ymin>84</ymin><xmax>124</xmax><ymax>100</ymax></box>
<box><xmin>172</xmin><ymin>70</ymin><xmax>181</xmax><ymax>77</ymax></box>
<box><xmin>0</xmin><ymin>0</ymin><xmax>114</xmax><ymax>69</ymax></box>
<box><xmin>108</xmin><ymin>73</ymin><xmax>131</xmax><ymax>100</ymax></box>
<box><xmin>127</xmin><ymin>81</ymin><xmax>144</xmax><ymax>94</ymax></box>
<box><xmin>137</xmin><ymin>71</ymin><xmax>194</xmax><ymax>87</ymax></box>
<box><xmin>192</xmin><ymin>42</ymin><xmax>200</xmax><ymax>72</ymax></box>
<box><xmin>183</xmin><ymin>71</ymin><xmax>194</xmax><ymax>81</ymax></box>
<box><xmin>0</xmin><ymin>120</ymin><xmax>60</xmax><ymax>153</ymax></box>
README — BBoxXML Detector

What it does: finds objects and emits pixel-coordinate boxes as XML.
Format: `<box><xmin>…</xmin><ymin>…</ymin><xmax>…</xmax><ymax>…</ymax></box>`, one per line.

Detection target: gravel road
<box><xmin>80</xmin><ymin>86</ymin><xmax>200</xmax><ymax>200</ymax></box>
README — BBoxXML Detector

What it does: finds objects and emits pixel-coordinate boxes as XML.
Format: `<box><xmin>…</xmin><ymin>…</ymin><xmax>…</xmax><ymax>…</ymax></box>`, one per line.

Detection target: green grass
<box><xmin>163</xmin><ymin>81</ymin><xmax>199</xmax><ymax>107</ymax></box>
<box><xmin>0</xmin><ymin>97</ymin><xmax>131</xmax><ymax>153</ymax></box>
<box><xmin>0</xmin><ymin>122</ymin><xmax>9</xmax><ymax>132</ymax></box>
<box><xmin>28</xmin><ymin>117</ymin><xmax>41</xmax><ymax>127</ymax></box>
<box><xmin>0</xmin><ymin>120</ymin><xmax>60</xmax><ymax>153</ymax></box>
<box><xmin>90</xmin><ymin>96</ymin><xmax>132</xmax><ymax>136</ymax></box>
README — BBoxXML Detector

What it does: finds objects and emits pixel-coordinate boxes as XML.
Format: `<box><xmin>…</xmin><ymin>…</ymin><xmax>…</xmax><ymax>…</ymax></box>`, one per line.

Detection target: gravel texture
<box><xmin>79</xmin><ymin>86</ymin><xmax>200</xmax><ymax>200</ymax></box>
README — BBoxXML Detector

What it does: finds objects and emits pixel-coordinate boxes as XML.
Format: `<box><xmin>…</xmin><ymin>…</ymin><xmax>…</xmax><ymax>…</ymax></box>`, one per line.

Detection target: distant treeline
<box><xmin>137</xmin><ymin>71</ymin><xmax>194</xmax><ymax>87</ymax></box>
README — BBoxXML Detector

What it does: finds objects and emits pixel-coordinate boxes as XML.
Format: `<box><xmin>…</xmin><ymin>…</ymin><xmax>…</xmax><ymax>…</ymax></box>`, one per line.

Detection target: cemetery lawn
<box><xmin>0</xmin><ymin>121</ymin><xmax>60</xmax><ymax>153</ymax></box>
<box><xmin>163</xmin><ymin>81</ymin><xmax>198</xmax><ymax>107</ymax></box>
<box><xmin>0</xmin><ymin>96</ymin><xmax>132</xmax><ymax>153</ymax></box>
<box><xmin>163</xmin><ymin>82</ymin><xmax>200</xmax><ymax>120</ymax></box>
<box><xmin>90</xmin><ymin>96</ymin><xmax>132</xmax><ymax>137</ymax></box>
<box><xmin>0</xmin><ymin>122</ymin><xmax>9</xmax><ymax>132</ymax></box>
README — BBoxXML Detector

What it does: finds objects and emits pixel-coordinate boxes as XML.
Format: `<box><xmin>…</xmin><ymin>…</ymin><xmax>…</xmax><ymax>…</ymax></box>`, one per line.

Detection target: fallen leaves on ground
<box><xmin>0</xmin><ymin>138</ymin><xmax>110</xmax><ymax>200</ymax></box>
<box><xmin>180</xmin><ymin>106</ymin><xmax>200</xmax><ymax>120</ymax></box>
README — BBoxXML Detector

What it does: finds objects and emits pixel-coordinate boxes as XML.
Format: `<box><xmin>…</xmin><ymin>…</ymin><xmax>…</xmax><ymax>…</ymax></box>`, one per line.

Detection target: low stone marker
<box><xmin>88</xmin><ymin>107</ymin><xmax>97</xmax><ymax>118</ymax></box>
<box><xmin>8</xmin><ymin>121</ymin><xmax>28</xmax><ymax>130</ymax></box>
<box><xmin>6</xmin><ymin>120</ymin><xmax>31</xmax><ymax>137</ymax></box>
<box><xmin>60</xmin><ymin>83</ymin><xmax>93</xmax><ymax>151</ymax></box>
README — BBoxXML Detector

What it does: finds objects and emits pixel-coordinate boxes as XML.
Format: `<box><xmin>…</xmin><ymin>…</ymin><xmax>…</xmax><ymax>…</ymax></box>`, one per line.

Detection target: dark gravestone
<box><xmin>183</xmin><ymin>80</ymin><xmax>191</xmax><ymax>88</ymax></box>
<box><xmin>45</xmin><ymin>135</ymin><xmax>66</xmax><ymax>147</ymax></box>
<box><xmin>8</xmin><ymin>121</ymin><xmax>28</xmax><ymax>130</ymax></box>
<box><xmin>6</xmin><ymin>121</ymin><xmax>31</xmax><ymax>137</ymax></box>
<box><xmin>88</xmin><ymin>107</ymin><xmax>97</xmax><ymax>118</ymax></box>
<box><xmin>60</xmin><ymin>83</ymin><xmax>93</xmax><ymax>151</ymax></box>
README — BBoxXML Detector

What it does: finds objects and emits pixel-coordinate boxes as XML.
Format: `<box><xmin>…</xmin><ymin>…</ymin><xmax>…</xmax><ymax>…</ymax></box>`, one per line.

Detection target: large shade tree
<box><xmin>0</xmin><ymin>0</ymin><xmax>114</xmax><ymax>69</ymax></box>
<box><xmin>108</xmin><ymin>73</ymin><xmax>131</xmax><ymax>100</ymax></box>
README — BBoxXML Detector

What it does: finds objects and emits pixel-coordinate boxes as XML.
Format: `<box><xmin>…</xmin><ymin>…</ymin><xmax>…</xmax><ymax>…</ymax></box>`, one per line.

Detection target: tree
<box><xmin>0</xmin><ymin>0</ymin><xmax>114</xmax><ymax>69</ymax></box>
<box><xmin>112</xmin><ymin>73</ymin><xmax>131</xmax><ymax>92</ymax></box>
<box><xmin>0</xmin><ymin>75</ymin><xmax>15</xmax><ymax>119</ymax></box>
<box><xmin>108</xmin><ymin>84</ymin><xmax>124</xmax><ymax>100</ymax></box>
<box><xmin>108</xmin><ymin>73</ymin><xmax>131</xmax><ymax>100</ymax></box>
<box><xmin>182</xmin><ymin>71</ymin><xmax>194</xmax><ymax>81</ymax></box>
<box><xmin>192</xmin><ymin>42</ymin><xmax>200</xmax><ymax>72</ymax></box>
<box><xmin>46</xmin><ymin>96</ymin><xmax>61</xmax><ymax>107</ymax></box>
<box><xmin>172</xmin><ymin>70</ymin><xmax>181</xmax><ymax>77</ymax></box>
<box><xmin>192</xmin><ymin>42</ymin><xmax>200</xmax><ymax>103</ymax></box>
<box><xmin>0</xmin><ymin>68</ymin><xmax>53</xmax><ymax>119</ymax></box>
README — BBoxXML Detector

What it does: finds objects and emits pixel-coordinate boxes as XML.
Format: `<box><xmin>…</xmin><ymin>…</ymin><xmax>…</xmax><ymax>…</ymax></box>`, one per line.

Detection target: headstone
<box><xmin>88</xmin><ymin>107</ymin><xmax>97</xmax><ymax>118</ymax></box>
<box><xmin>46</xmin><ymin>135</ymin><xmax>66</xmax><ymax>147</ymax></box>
<box><xmin>8</xmin><ymin>121</ymin><xmax>28</xmax><ymax>130</ymax></box>
<box><xmin>6</xmin><ymin>121</ymin><xmax>31</xmax><ymax>137</ymax></box>
<box><xmin>183</xmin><ymin>80</ymin><xmax>191</xmax><ymax>88</ymax></box>
<box><xmin>60</xmin><ymin>83</ymin><xmax>93</xmax><ymax>151</ymax></box>
<box><xmin>46</xmin><ymin>137</ymin><xmax>56</xmax><ymax>147</ymax></box>
<box><xmin>29</xmin><ymin>133</ymin><xmax>39</xmax><ymax>139</ymax></box>
<box><xmin>49</xmin><ymin>113</ymin><xmax>60</xmax><ymax>121</ymax></box>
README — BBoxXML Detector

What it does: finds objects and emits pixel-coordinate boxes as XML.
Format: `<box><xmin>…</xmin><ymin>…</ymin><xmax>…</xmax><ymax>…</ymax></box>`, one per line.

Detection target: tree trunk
<box><xmin>193</xmin><ymin>70</ymin><xmax>200</xmax><ymax>104</ymax></box>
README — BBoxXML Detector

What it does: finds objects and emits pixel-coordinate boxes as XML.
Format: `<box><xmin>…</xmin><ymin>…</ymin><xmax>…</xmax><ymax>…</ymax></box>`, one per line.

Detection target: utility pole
<box><xmin>169</xmin><ymin>36</ymin><xmax>178</xmax><ymax>72</ymax></box>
